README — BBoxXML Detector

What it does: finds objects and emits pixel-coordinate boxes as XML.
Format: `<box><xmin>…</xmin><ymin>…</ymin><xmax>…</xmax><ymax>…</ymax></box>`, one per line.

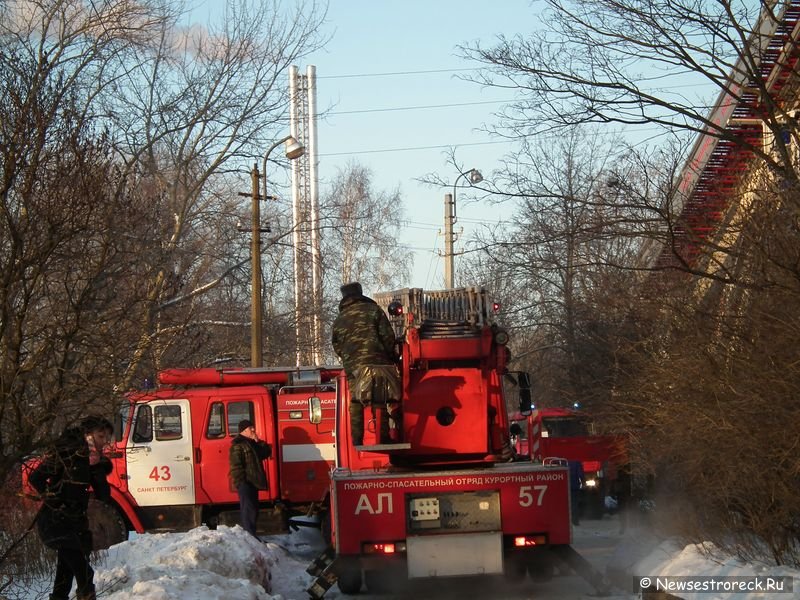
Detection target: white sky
<box><xmin>186</xmin><ymin>0</ymin><xmax>718</xmax><ymax>290</ymax></box>
<box><xmin>306</xmin><ymin>1</ymin><xmax>534</xmax><ymax>288</ymax></box>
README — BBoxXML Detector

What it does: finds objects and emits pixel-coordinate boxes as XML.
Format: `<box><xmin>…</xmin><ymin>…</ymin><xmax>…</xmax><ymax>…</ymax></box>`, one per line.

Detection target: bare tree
<box><xmin>463</xmin><ymin>0</ymin><xmax>796</xmax><ymax>168</ymax></box>
<box><xmin>99</xmin><ymin>0</ymin><xmax>326</xmax><ymax>385</ymax></box>
<box><xmin>462</xmin><ymin>129</ymin><xmax>643</xmax><ymax>410</ymax></box>
<box><xmin>317</xmin><ymin>163</ymin><xmax>409</xmax><ymax>360</ymax></box>
<box><xmin>321</xmin><ymin>162</ymin><xmax>409</xmax><ymax>290</ymax></box>
<box><xmin>0</xmin><ymin>0</ymin><xmax>328</xmax><ymax>586</ymax></box>
<box><xmin>0</xmin><ymin>0</ymin><xmax>326</xmax><ymax>479</ymax></box>
<box><xmin>461</xmin><ymin>0</ymin><xmax>800</xmax><ymax>563</ymax></box>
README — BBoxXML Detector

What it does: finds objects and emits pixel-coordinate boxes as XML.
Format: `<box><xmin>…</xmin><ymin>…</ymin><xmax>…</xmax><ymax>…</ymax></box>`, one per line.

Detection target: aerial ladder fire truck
<box><xmin>306</xmin><ymin>287</ymin><xmax>607</xmax><ymax>597</ymax></box>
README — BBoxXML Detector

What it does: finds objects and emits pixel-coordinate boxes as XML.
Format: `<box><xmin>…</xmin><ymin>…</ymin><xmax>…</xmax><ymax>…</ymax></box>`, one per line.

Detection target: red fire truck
<box><xmin>512</xmin><ymin>407</ymin><xmax>627</xmax><ymax>518</ymax></box>
<box><xmin>24</xmin><ymin>366</ymin><xmax>341</xmax><ymax>549</ymax></box>
<box><xmin>306</xmin><ymin>287</ymin><xmax>573</xmax><ymax>598</ymax></box>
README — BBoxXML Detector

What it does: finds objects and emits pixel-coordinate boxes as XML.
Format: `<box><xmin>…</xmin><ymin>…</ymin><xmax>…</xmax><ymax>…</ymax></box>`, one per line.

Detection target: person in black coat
<box><xmin>228</xmin><ymin>419</ymin><xmax>271</xmax><ymax>537</ymax></box>
<box><xmin>29</xmin><ymin>415</ymin><xmax>114</xmax><ymax>600</ymax></box>
<box><xmin>568</xmin><ymin>460</ymin><xmax>585</xmax><ymax>526</ymax></box>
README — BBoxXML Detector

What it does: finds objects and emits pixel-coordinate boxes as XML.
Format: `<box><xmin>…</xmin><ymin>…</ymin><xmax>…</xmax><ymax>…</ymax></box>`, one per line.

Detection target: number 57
<box><xmin>519</xmin><ymin>485</ymin><xmax>547</xmax><ymax>507</ymax></box>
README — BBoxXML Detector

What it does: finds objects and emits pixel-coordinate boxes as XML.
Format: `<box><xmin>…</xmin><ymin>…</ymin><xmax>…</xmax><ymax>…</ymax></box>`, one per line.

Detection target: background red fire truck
<box><xmin>24</xmin><ymin>366</ymin><xmax>341</xmax><ymax>549</ymax></box>
<box><xmin>511</xmin><ymin>407</ymin><xmax>628</xmax><ymax>518</ymax></box>
<box><xmin>306</xmin><ymin>287</ymin><xmax>577</xmax><ymax>598</ymax></box>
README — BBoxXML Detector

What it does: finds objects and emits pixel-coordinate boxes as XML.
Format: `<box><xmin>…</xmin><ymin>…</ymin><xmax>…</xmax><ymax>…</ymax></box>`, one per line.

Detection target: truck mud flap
<box><xmin>550</xmin><ymin>545</ymin><xmax>613</xmax><ymax>596</ymax></box>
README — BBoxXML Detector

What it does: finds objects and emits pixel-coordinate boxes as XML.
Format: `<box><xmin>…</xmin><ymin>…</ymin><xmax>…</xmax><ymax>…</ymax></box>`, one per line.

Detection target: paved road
<box><xmin>268</xmin><ymin>515</ymin><xmax>638</xmax><ymax>600</ymax></box>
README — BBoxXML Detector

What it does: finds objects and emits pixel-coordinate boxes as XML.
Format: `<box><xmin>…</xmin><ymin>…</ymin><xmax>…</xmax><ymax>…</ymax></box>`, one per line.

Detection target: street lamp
<box><xmin>444</xmin><ymin>168</ymin><xmax>483</xmax><ymax>288</ymax></box>
<box><xmin>250</xmin><ymin>135</ymin><xmax>305</xmax><ymax>367</ymax></box>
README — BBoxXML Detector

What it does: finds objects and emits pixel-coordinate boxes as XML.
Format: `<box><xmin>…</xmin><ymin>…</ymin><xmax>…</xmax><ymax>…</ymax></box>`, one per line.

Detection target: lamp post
<box><xmin>250</xmin><ymin>135</ymin><xmax>305</xmax><ymax>367</ymax></box>
<box><xmin>444</xmin><ymin>168</ymin><xmax>483</xmax><ymax>288</ymax></box>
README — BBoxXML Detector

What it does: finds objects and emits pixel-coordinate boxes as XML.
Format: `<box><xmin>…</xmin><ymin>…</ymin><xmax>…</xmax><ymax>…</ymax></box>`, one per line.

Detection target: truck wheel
<box><xmin>321</xmin><ymin>512</ymin><xmax>332</xmax><ymax>546</ymax></box>
<box><xmin>503</xmin><ymin>555</ymin><xmax>527</xmax><ymax>583</ymax></box>
<box><xmin>88</xmin><ymin>499</ymin><xmax>128</xmax><ymax>550</ymax></box>
<box><xmin>365</xmin><ymin>564</ymin><xmax>405</xmax><ymax>593</ymax></box>
<box><xmin>364</xmin><ymin>569</ymin><xmax>385</xmax><ymax>593</ymax></box>
<box><xmin>336</xmin><ymin>561</ymin><xmax>363</xmax><ymax>594</ymax></box>
<box><xmin>528</xmin><ymin>560</ymin><xmax>554</xmax><ymax>582</ymax></box>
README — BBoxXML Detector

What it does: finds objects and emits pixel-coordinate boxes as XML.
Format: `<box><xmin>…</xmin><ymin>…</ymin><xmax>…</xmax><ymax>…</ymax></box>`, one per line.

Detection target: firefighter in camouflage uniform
<box><xmin>332</xmin><ymin>282</ymin><xmax>400</xmax><ymax>445</ymax></box>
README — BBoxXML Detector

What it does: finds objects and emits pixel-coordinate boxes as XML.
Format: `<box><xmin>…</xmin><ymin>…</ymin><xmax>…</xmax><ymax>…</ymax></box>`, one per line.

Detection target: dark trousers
<box><xmin>52</xmin><ymin>546</ymin><xmax>94</xmax><ymax>599</ymax></box>
<box><xmin>237</xmin><ymin>481</ymin><xmax>259</xmax><ymax>537</ymax></box>
<box><xmin>570</xmin><ymin>490</ymin><xmax>581</xmax><ymax>525</ymax></box>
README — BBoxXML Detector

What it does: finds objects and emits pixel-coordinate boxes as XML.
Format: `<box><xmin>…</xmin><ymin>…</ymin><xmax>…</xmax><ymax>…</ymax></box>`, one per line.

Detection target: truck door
<box><xmin>196</xmin><ymin>393</ymin><xmax>277</xmax><ymax>504</ymax></box>
<box><xmin>126</xmin><ymin>399</ymin><xmax>195</xmax><ymax>506</ymax></box>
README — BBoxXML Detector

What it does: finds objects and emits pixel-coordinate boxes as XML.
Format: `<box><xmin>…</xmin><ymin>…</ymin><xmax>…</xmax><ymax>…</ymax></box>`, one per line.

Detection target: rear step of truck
<box><xmin>306</xmin><ymin>547</ymin><xmax>338</xmax><ymax>599</ymax></box>
<box><xmin>305</xmin><ymin>545</ymin><xmax>613</xmax><ymax>599</ymax></box>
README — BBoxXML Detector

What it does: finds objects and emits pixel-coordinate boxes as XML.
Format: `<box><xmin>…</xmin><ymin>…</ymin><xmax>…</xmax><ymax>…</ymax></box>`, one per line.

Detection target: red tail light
<box><xmin>362</xmin><ymin>541</ymin><xmax>406</xmax><ymax>554</ymax></box>
<box><xmin>513</xmin><ymin>534</ymin><xmax>547</xmax><ymax>547</ymax></box>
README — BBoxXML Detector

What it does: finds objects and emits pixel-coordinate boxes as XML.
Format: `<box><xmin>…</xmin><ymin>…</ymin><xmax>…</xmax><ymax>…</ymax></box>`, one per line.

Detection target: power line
<box><xmin>319</xmin><ymin>139</ymin><xmax>510</xmax><ymax>157</ymax></box>
<box><xmin>318</xmin><ymin>68</ymin><xmax>480</xmax><ymax>79</ymax></box>
<box><xmin>404</xmin><ymin>224</ymin><xmax>441</xmax><ymax>231</ymax></box>
<box><xmin>329</xmin><ymin>99</ymin><xmax>510</xmax><ymax>116</ymax></box>
<box><xmin>318</xmin><ymin>121</ymin><xmax>687</xmax><ymax>158</ymax></box>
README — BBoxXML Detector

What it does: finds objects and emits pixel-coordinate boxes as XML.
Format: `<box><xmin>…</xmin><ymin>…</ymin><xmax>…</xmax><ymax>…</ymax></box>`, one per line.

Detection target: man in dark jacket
<box><xmin>568</xmin><ymin>460</ymin><xmax>585</xmax><ymax>526</ymax></box>
<box><xmin>229</xmin><ymin>419</ymin><xmax>271</xmax><ymax>537</ymax></box>
<box><xmin>331</xmin><ymin>282</ymin><xmax>399</xmax><ymax>445</ymax></box>
<box><xmin>29</xmin><ymin>415</ymin><xmax>114</xmax><ymax>600</ymax></box>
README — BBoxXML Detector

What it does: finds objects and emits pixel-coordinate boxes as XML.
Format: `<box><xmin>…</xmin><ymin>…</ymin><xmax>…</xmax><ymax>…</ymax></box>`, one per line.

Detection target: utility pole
<box><xmin>443</xmin><ymin>169</ymin><xmax>482</xmax><ymax>289</ymax></box>
<box><xmin>250</xmin><ymin>164</ymin><xmax>263</xmax><ymax>368</ymax></box>
<box><xmin>444</xmin><ymin>193</ymin><xmax>455</xmax><ymax>289</ymax></box>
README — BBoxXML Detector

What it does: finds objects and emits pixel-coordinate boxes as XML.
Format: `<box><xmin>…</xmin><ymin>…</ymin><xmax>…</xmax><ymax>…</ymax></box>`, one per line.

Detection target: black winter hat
<box><xmin>80</xmin><ymin>414</ymin><xmax>114</xmax><ymax>435</ymax></box>
<box><xmin>340</xmin><ymin>282</ymin><xmax>363</xmax><ymax>298</ymax></box>
<box><xmin>238</xmin><ymin>419</ymin><xmax>254</xmax><ymax>433</ymax></box>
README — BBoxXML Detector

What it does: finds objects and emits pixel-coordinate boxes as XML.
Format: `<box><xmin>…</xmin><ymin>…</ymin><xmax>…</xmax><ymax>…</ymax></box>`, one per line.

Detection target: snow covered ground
<box><xmin>620</xmin><ymin>536</ymin><xmax>800</xmax><ymax>599</ymax></box>
<box><xmin>6</xmin><ymin>515</ymin><xmax>799</xmax><ymax>599</ymax></box>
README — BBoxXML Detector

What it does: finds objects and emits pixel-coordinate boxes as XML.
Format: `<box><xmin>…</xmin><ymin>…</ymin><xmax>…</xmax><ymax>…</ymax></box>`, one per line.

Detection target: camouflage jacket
<box><xmin>332</xmin><ymin>295</ymin><xmax>397</xmax><ymax>377</ymax></box>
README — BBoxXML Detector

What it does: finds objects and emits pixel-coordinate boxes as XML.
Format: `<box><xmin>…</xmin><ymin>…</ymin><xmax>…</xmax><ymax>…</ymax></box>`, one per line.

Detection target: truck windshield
<box><xmin>542</xmin><ymin>417</ymin><xmax>589</xmax><ymax>438</ymax></box>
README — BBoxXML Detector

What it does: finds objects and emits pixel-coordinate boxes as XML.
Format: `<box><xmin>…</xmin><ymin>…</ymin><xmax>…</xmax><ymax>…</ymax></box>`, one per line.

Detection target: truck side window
<box><xmin>227</xmin><ymin>401</ymin><xmax>254</xmax><ymax>437</ymax></box>
<box><xmin>132</xmin><ymin>405</ymin><xmax>153</xmax><ymax>443</ymax></box>
<box><xmin>206</xmin><ymin>402</ymin><xmax>226</xmax><ymax>439</ymax></box>
<box><xmin>155</xmin><ymin>405</ymin><xmax>183</xmax><ymax>441</ymax></box>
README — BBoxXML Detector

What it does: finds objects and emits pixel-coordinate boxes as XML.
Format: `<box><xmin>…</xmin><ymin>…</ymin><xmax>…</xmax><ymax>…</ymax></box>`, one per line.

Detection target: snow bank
<box><xmin>95</xmin><ymin>525</ymin><xmax>281</xmax><ymax>600</ymax></box>
<box><xmin>637</xmin><ymin>541</ymin><xmax>799</xmax><ymax>600</ymax></box>
<box><xmin>609</xmin><ymin>532</ymin><xmax>800</xmax><ymax>599</ymax></box>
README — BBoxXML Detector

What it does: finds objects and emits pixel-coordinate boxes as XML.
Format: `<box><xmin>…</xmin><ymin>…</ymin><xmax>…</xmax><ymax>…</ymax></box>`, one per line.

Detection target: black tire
<box><xmin>337</xmin><ymin>561</ymin><xmax>363</xmax><ymax>595</ymax></box>
<box><xmin>321</xmin><ymin>511</ymin><xmax>332</xmax><ymax>546</ymax></box>
<box><xmin>527</xmin><ymin>549</ymin><xmax>555</xmax><ymax>582</ymax></box>
<box><xmin>528</xmin><ymin>559</ymin><xmax>554</xmax><ymax>582</ymax></box>
<box><xmin>364</xmin><ymin>564</ymin><xmax>406</xmax><ymax>593</ymax></box>
<box><xmin>363</xmin><ymin>569</ymin><xmax>385</xmax><ymax>593</ymax></box>
<box><xmin>88</xmin><ymin>498</ymin><xmax>128</xmax><ymax>550</ymax></box>
<box><xmin>503</xmin><ymin>555</ymin><xmax>527</xmax><ymax>583</ymax></box>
